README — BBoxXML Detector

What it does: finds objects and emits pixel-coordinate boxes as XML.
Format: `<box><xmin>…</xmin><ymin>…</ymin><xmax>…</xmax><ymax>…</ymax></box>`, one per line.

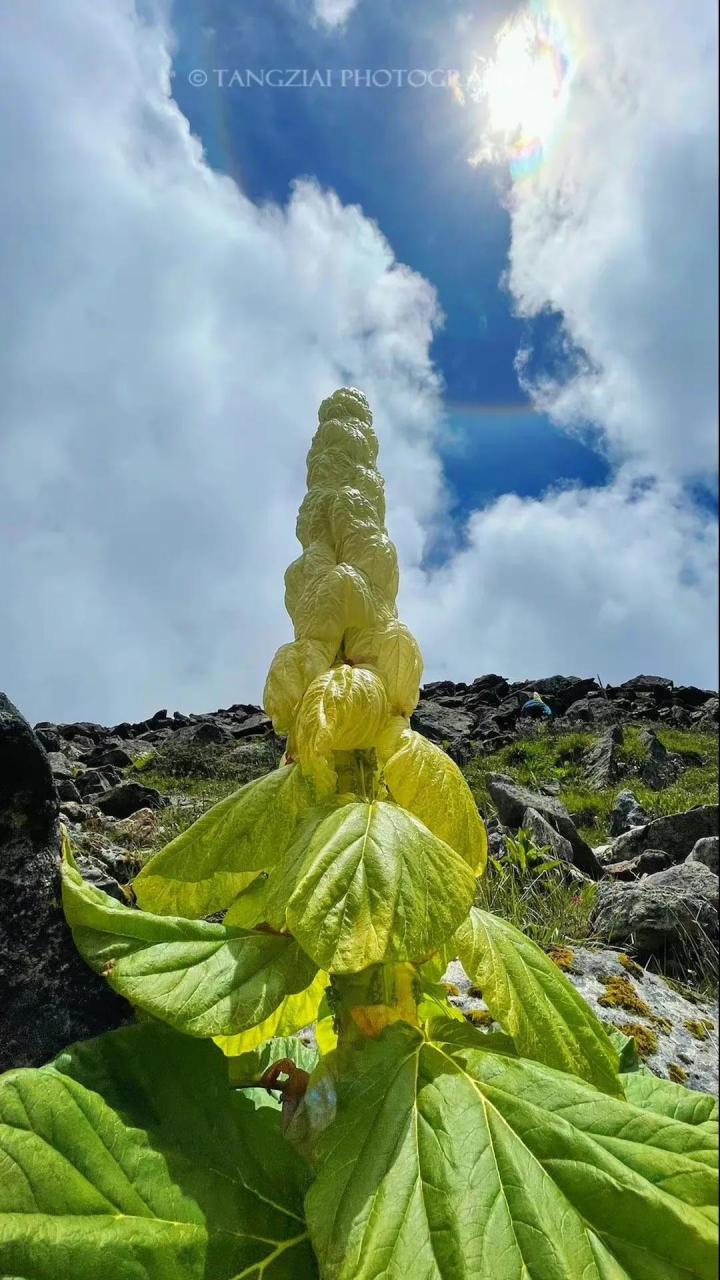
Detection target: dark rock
<box><xmin>56</xmin><ymin>722</ymin><xmax>107</xmax><ymax>743</ymax></box>
<box><xmin>95</xmin><ymin>780</ymin><xmax>168</xmax><ymax>819</ymax></box>
<box><xmin>174</xmin><ymin>720</ymin><xmax>235</xmax><ymax>746</ymax></box>
<box><xmin>608</xmin><ymin>789</ymin><xmax>649</xmax><ymax>836</ymax></box>
<box><xmin>687</xmin><ymin>836</ymin><xmax>719</xmax><ymax>876</ymax></box>
<box><xmin>486</xmin><ymin>773</ymin><xmax>603</xmax><ymax>878</ymax></box>
<box><xmin>75</xmin><ymin>769</ymin><xmax>112</xmax><ymax>798</ymax></box>
<box><xmin>74</xmin><ymin>854</ymin><xmax>126</xmax><ymax>903</ymax></box>
<box><xmin>605</xmin><ymin>849</ymin><xmax>676</xmax><ymax>881</ymax></box>
<box><xmin>638</xmin><ymin>728</ymin><xmax>681</xmax><ymax>790</ymax></box>
<box><xmin>618</xmin><ymin>675</ymin><xmax>675</xmax><ymax>696</ymax></box>
<box><xmin>35</xmin><ymin>726</ymin><xmax>62</xmax><ymax>752</ymax></box>
<box><xmin>530</xmin><ymin>675</ymin><xmax>599</xmax><ymax>714</ymax></box>
<box><xmin>81</xmin><ymin>741</ymin><xmax>134</xmax><ymax>768</ymax></box>
<box><xmin>55</xmin><ymin>777</ymin><xmax>82</xmax><ymax>803</ymax></box>
<box><xmin>584</xmin><ymin>725</ymin><xmax>623</xmax><ymax>790</ymax></box>
<box><xmin>562</xmin><ymin>697</ymin><xmax>621</xmax><ymax>725</ymax></box>
<box><xmin>232</xmin><ymin>712</ymin><xmax>273</xmax><ymax>740</ymax></box>
<box><xmin>59</xmin><ymin>800</ymin><xmax>90</xmax><ymax>823</ymax></box>
<box><xmin>593</xmin><ymin>861</ymin><xmax>718</xmax><ymax>959</ymax></box>
<box><xmin>0</xmin><ymin>692</ymin><xmax>128</xmax><ymax>1070</ymax></box>
<box><xmin>673</xmin><ymin>686</ymin><xmax>716</xmax><ymax>710</ymax></box>
<box><xmin>412</xmin><ymin>698</ymin><xmax>476</xmax><ymax>747</ymax></box>
<box><xmin>602</xmin><ymin>805</ymin><xmax>719</xmax><ymax>866</ymax></box>
<box><xmin>45</xmin><ymin>751</ymin><xmax>76</xmax><ymax>780</ymax></box>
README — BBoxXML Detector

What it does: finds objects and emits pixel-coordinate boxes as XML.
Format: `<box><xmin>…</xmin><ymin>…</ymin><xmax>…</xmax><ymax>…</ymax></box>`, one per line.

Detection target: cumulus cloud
<box><xmin>409</xmin><ymin>0</ymin><xmax>717</xmax><ymax>689</ymax></box>
<box><xmin>0</xmin><ymin>0</ymin><xmax>442</xmax><ymax>723</ymax></box>
<box><xmin>503</xmin><ymin>0</ymin><xmax>717</xmax><ymax>480</ymax></box>
<box><xmin>0</xmin><ymin>0</ymin><xmax>716</xmax><ymax>725</ymax></box>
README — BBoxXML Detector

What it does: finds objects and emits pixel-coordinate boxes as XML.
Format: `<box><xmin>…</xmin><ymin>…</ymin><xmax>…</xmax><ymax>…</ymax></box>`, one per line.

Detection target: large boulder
<box><xmin>592</xmin><ymin>861</ymin><xmax>718</xmax><ymax>958</ymax></box>
<box><xmin>0</xmin><ymin>693</ymin><xmax>129</xmax><ymax>1070</ymax></box>
<box><xmin>601</xmin><ymin>805</ymin><xmax>718</xmax><ymax>866</ymax></box>
<box><xmin>584</xmin><ymin>725</ymin><xmax>623</xmax><ymax>790</ymax></box>
<box><xmin>443</xmin><ymin>946</ymin><xmax>718</xmax><ymax>1094</ymax></box>
<box><xmin>411</xmin><ymin>700</ymin><xmax>477</xmax><ymax>758</ymax></box>
<box><xmin>487</xmin><ymin>773</ymin><xmax>603</xmax><ymax>878</ymax></box>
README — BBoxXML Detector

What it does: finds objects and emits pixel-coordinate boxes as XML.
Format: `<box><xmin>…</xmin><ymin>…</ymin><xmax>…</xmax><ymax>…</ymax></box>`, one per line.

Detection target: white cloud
<box><xmin>0</xmin><ymin>0</ymin><xmax>442</xmax><ymax>723</ymax></box>
<box><xmin>0</xmin><ymin>0</ymin><xmax>716</xmax><ymax>725</ymax></box>
<box><xmin>312</xmin><ymin>0</ymin><xmax>359</xmax><ymax>29</ymax></box>
<box><xmin>491</xmin><ymin>0</ymin><xmax>718</xmax><ymax>481</ymax></box>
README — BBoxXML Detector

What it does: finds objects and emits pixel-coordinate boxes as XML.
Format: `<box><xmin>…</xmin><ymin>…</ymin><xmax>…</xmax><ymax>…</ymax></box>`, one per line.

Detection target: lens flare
<box><xmin>468</xmin><ymin>1</ymin><xmax>573</xmax><ymax>178</ymax></box>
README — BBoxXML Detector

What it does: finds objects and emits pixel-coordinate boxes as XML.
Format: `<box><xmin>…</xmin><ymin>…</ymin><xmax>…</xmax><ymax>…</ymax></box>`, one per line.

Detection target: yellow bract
<box><xmin>382</xmin><ymin>730</ymin><xmax>487</xmax><ymax>874</ymax></box>
<box><xmin>345</xmin><ymin>621</ymin><xmax>423</xmax><ymax>716</ymax></box>
<box><xmin>293</xmin><ymin>665</ymin><xmax>389</xmax><ymax>790</ymax></box>
<box><xmin>264</xmin><ymin>638</ymin><xmax>335</xmax><ymax>735</ymax></box>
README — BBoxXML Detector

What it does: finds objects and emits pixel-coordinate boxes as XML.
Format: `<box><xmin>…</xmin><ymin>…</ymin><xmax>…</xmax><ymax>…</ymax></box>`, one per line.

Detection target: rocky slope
<box><xmin>1</xmin><ymin>673</ymin><xmax>717</xmax><ymax>1088</ymax></box>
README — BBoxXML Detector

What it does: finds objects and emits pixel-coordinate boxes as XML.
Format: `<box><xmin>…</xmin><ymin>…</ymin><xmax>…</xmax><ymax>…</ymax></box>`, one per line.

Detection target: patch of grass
<box><xmin>464</xmin><ymin>720</ymin><xmax>717</xmax><ymax>845</ymax></box>
<box><xmin>476</xmin><ymin>868</ymin><xmax>598</xmax><ymax>951</ymax></box>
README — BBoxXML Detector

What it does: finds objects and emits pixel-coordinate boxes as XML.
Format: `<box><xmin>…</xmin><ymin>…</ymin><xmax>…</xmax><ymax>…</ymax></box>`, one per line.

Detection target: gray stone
<box><xmin>687</xmin><ymin>836</ymin><xmax>719</xmax><ymax>876</ymax></box>
<box><xmin>602</xmin><ymin>805</ymin><xmax>719</xmax><ymax>866</ymax></box>
<box><xmin>173</xmin><ymin>720</ymin><xmax>235</xmax><ymax>746</ymax></box>
<box><xmin>75</xmin><ymin>768</ymin><xmax>112</xmax><ymax>798</ymax></box>
<box><xmin>487</xmin><ymin>773</ymin><xmax>603</xmax><ymax>879</ymax></box>
<box><xmin>411</xmin><ymin>699</ymin><xmax>476</xmax><ymax>747</ymax></box>
<box><xmin>584</xmin><ymin>725</ymin><xmax>623</xmax><ymax>790</ymax></box>
<box><xmin>443</xmin><ymin>946</ymin><xmax>718</xmax><ymax>1094</ymax></box>
<box><xmin>0</xmin><ymin>692</ymin><xmax>128</xmax><ymax>1070</ymax></box>
<box><xmin>605</xmin><ymin>849</ymin><xmax>675</xmax><ymax>881</ymax></box>
<box><xmin>592</xmin><ymin>861</ymin><xmax>718</xmax><ymax>958</ymax></box>
<box><xmin>608</xmin><ymin>789</ymin><xmax>648</xmax><ymax>837</ymax></box>
<box><xmin>96</xmin><ymin>780</ymin><xmax>168</xmax><ymax>819</ymax></box>
<box><xmin>232</xmin><ymin>712</ymin><xmax>273</xmax><ymax>740</ymax></box>
<box><xmin>45</xmin><ymin>751</ymin><xmax>76</xmax><ymax>780</ymax></box>
<box><xmin>521</xmin><ymin>807</ymin><xmax>574</xmax><ymax>864</ymax></box>
<box><xmin>74</xmin><ymin>854</ymin><xmax>126</xmax><ymax>902</ymax></box>
<box><xmin>55</xmin><ymin>777</ymin><xmax>82</xmax><ymax>803</ymax></box>
<box><xmin>638</xmin><ymin>728</ymin><xmax>680</xmax><ymax>790</ymax></box>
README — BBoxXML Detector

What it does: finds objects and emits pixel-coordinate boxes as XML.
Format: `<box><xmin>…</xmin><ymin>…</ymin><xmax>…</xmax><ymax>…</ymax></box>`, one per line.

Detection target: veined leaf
<box><xmin>48</xmin><ymin>1021</ymin><xmax>318</xmax><ymax>1279</ymax></box>
<box><xmin>264</xmin><ymin>639</ymin><xmax>335</xmax><ymax>734</ymax></box>
<box><xmin>133</xmin><ymin>764</ymin><xmax>314</xmax><ymax>918</ymax></box>
<box><xmin>382</xmin><ymin>730</ymin><xmax>487</xmax><ymax>872</ymax></box>
<box><xmin>62</xmin><ymin>845</ymin><xmax>316</xmax><ymax>1037</ymax></box>
<box><xmin>621</xmin><ymin>1068</ymin><xmax>719</xmax><ymax>1132</ymax></box>
<box><xmin>293</xmin><ymin>667</ymin><xmax>388</xmax><ymax>790</ymax></box>
<box><xmin>306</xmin><ymin>1020</ymin><xmax>718</xmax><ymax>1280</ymax></box>
<box><xmin>344</xmin><ymin>621</ymin><xmax>423</xmax><ymax>717</ymax></box>
<box><xmin>337</xmin><ymin>530</ymin><xmax>399</xmax><ymax>604</ymax></box>
<box><xmin>272</xmin><ymin>800</ymin><xmax>476</xmax><ymax>973</ymax></box>
<box><xmin>451</xmin><ymin>907</ymin><xmax>622</xmax><ymax>1095</ymax></box>
<box><xmin>0</xmin><ymin>1066</ymin><xmax>205</xmax><ymax>1280</ymax></box>
<box><xmin>293</xmin><ymin>564</ymin><xmax>378</xmax><ymax>645</ymax></box>
<box><xmin>284</xmin><ymin>542</ymin><xmax>337</xmax><ymax>620</ymax></box>
<box><xmin>222</xmin><ymin>871</ymin><xmax>271</xmax><ymax>929</ymax></box>
<box><xmin>215</xmin><ymin>969</ymin><xmax>329</xmax><ymax>1057</ymax></box>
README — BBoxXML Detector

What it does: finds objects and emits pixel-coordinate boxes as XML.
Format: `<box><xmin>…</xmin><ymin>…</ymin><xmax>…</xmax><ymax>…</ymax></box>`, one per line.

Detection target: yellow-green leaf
<box><xmin>133</xmin><ymin>764</ymin><xmax>314</xmax><ymax>918</ymax></box>
<box><xmin>215</xmin><ymin>969</ymin><xmax>329</xmax><ymax>1057</ymax></box>
<box><xmin>294</xmin><ymin>666</ymin><xmax>388</xmax><ymax>790</ymax></box>
<box><xmin>345</xmin><ymin>621</ymin><xmax>423</xmax><ymax>716</ymax></box>
<box><xmin>383</xmin><ymin>730</ymin><xmax>487</xmax><ymax>871</ymax></box>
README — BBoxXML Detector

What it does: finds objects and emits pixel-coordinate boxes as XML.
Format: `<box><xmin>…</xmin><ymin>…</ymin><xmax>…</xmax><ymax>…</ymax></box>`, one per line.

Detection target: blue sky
<box><xmin>170</xmin><ymin>0</ymin><xmax>609</xmax><ymax>520</ymax></box>
<box><xmin>0</xmin><ymin>0</ymin><xmax>716</xmax><ymax>721</ymax></box>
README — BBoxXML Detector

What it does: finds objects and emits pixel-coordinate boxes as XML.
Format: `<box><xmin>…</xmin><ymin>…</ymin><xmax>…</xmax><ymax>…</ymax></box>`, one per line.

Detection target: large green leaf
<box><xmin>267</xmin><ymin>800</ymin><xmax>476</xmax><ymax>973</ymax></box>
<box><xmin>0</xmin><ymin>1021</ymin><xmax>318</xmax><ymax>1279</ymax></box>
<box><xmin>0</xmin><ymin>1066</ymin><xmax>204</xmax><ymax>1278</ymax></box>
<box><xmin>451</xmin><ymin>906</ymin><xmax>622</xmax><ymax>1095</ymax></box>
<box><xmin>306</xmin><ymin>1020</ymin><xmax>718</xmax><ymax>1280</ymax></box>
<box><xmin>133</xmin><ymin>765</ymin><xmax>314</xmax><ymax>918</ymax></box>
<box><xmin>214</xmin><ymin>969</ymin><xmax>329</xmax><ymax>1058</ymax></box>
<box><xmin>63</xmin><ymin>846</ymin><xmax>316</xmax><ymax>1037</ymax></box>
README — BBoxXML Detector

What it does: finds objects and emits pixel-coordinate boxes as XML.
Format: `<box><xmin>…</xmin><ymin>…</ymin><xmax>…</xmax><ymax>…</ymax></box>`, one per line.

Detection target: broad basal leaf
<box><xmin>49</xmin><ymin>1021</ymin><xmax>318</xmax><ymax>1279</ymax></box>
<box><xmin>215</xmin><ymin>969</ymin><xmax>329</xmax><ymax>1057</ymax></box>
<box><xmin>133</xmin><ymin>764</ymin><xmax>314</xmax><ymax>918</ymax></box>
<box><xmin>382</xmin><ymin>730</ymin><xmax>487</xmax><ymax>872</ymax></box>
<box><xmin>63</xmin><ymin>845</ymin><xmax>316</xmax><ymax>1037</ymax></box>
<box><xmin>306</xmin><ymin>1020</ymin><xmax>718</xmax><ymax>1280</ymax></box>
<box><xmin>451</xmin><ymin>907</ymin><xmax>622</xmax><ymax>1095</ymax></box>
<box><xmin>0</xmin><ymin>1065</ymin><xmax>204</xmax><ymax>1280</ymax></box>
<box><xmin>269</xmin><ymin>800</ymin><xmax>476</xmax><ymax>973</ymax></box>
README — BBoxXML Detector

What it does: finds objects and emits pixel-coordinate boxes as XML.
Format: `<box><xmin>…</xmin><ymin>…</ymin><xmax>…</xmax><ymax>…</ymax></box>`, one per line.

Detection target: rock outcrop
<box><xmin>0</xmin><ymin>693</ymin><xmax>129</xmax><ymax>1070</ymax></box>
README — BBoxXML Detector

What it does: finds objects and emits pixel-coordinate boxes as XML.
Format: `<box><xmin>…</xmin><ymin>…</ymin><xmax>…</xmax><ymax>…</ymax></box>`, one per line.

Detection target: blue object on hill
<box><xmin>521</xmin><ymin>695</ymin><xmax>553</xmax><ymax>719</ymax></box>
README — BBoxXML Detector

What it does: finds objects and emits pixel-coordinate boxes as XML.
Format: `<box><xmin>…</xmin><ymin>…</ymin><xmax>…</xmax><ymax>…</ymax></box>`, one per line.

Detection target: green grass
<box><xmin>463</xmin><ymin>722</ymin><xmax>717</xmax><ymax>844</ymax></box>
<box><xmin>476</xmin><ymin>869</ymin><xmax>599</xmax><ymax>951</ymax></box>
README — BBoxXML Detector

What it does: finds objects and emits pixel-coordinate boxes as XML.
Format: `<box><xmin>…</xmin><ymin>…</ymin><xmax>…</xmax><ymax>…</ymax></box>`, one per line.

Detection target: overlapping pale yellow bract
<box><xmin>263</xmin><ymin>388</ymin><xmax>486</xmax><ymax>879</ymax></box>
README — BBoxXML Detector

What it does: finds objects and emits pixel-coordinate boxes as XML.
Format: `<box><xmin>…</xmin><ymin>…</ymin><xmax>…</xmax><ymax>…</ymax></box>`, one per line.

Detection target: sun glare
<box><xmin>467</xmin><ymin>2</ymin><xmax>573</xmax><ymax>177</ymax></box>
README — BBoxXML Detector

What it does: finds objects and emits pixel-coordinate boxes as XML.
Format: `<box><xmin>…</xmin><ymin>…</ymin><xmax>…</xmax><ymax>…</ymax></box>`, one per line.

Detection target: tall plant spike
<box><xmin>1</xmin><ymin>387</ymin><xmax>715</xmax><ymax>1280</ymax></box>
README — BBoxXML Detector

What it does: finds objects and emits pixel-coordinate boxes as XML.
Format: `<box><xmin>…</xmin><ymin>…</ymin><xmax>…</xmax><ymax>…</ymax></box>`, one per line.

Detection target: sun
<box><xmin>467</xmin><ymin>3</ymin><xmax>573</xmax><ymax>177</ymax></box>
